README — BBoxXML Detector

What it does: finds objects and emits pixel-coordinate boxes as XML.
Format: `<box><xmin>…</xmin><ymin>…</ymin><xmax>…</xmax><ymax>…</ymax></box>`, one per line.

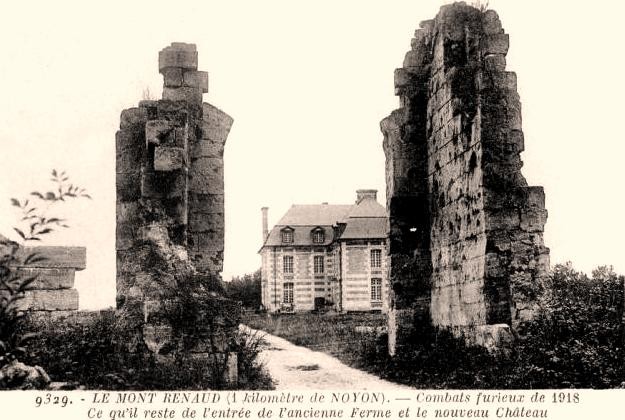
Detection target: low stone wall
<box><xmin>14</xmin><ymin>246</ymin><xmax>85</xmax><ymax>312</ymax></box>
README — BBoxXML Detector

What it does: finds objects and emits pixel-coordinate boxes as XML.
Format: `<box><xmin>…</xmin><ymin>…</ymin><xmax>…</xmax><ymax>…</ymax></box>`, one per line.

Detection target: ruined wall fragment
<box><xmin>13</xmin><ymin>246</ymin><xmax>85</xmax><ymax>313</ymax></box>
<box><xmin>115</xmin><ymin>43</ymin><xmax>237</xmax><ymax>382</ymax></box>
<box><xmin>382</xmin><ymin>3</ymin><xmax>549</xmax><ymax>354</ymax></box>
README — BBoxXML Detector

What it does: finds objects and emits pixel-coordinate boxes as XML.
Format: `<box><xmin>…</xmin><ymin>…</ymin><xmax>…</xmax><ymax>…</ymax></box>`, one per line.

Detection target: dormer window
<box><xmin>312</xmin><ymin>228</ymin><xmax>325</xmax><ymax>244</ymax></box>
<box><xmin>281</xmin><ymin>228</ymin><xmax>294</xmax><ymax>244</ymax></box>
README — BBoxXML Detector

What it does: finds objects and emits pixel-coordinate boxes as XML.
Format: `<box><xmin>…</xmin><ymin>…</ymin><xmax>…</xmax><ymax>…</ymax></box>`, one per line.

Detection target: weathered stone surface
<box><xmin>481</xmin><ymin>33</ymin><xmax>509</xmax><ymax>56</ymax></box>
<box><xmin>16</xmin><ymin>246</ymin><xmax>86</xmax><ymax>270</ymax></box>
<box><xmin>191</xmin><ymin>139</ymin><xmax>224</xmax><ymax>158</ymax></box>
<box><xmin>141</xmin><ymin>168</ymin><xmax>187</xmax><ymax>199</ymax></box>
<box><xmin>162</xmin><ymin>68</ymin><xmax>183</xmax><ymax>88</ymax></box>
<box><xmin>383</xmin><ymin>4</ymin><xmax>548</xmax><ymax>354</ymax></box>
<box><xmin>183</xmin><ymin>70</ymin><xmax>208</xmax><ymax>93</ymax></box>
<box><xmin>116</xmin><ymin>171</ymin><xmax>141</xmax><ymax>202</ymax></box>
<box><xmin>163</xmin><ymin>86</ymin><xmax>203</xmax><ymax>103</ymax></box>
<box><xmin>120</xmin><ymin>107</ymin><xmax>149</xmax><ymax>130</ymax></box>
<box><xmin>17</xmin><ymin>268</ymin><xmax>75</xmax><ymax>289</ymax></box>
<box><xmin>154</xmin><ymin>147</ymin><xmax>186</xmax><ymax>171</ymax></box>
<box><xmin>189</xmin><ymin>157</ymin><xmax>224</xmax><ymax>194</ymax></box>
<box><xmin>159</xmin><ymin>43</ymin><xmax>198</xmax><ymax>71</ymax></box>
<box><xmin>202</xmin><ymin>103</ymin><xmax>234</xmax><ymax>144</ymax></box>
<box><xmin>145</xmin><ymin>120</ymin><xmax>174</xmax><ymax>145</ymax></box>
<box><xmin>19</xmin><ymin>289</ymin><xmax>79</xmax><ymax>311</ymax></box>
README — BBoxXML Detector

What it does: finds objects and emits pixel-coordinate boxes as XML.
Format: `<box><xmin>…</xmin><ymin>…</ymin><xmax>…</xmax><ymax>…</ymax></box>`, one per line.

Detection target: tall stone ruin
<box><xmin>115</xmin><ymin>43</ymin><xmax>238</xmax><ymax>380</ymax></box>
<box><xmin>382</xmin><ymin>3</ymin><xmax>549</xmax><ymax>354</ymax></box>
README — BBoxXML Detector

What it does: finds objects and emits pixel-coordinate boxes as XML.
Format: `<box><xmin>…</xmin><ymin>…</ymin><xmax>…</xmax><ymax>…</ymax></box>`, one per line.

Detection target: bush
<box><xmin>20</xmin><ymin>311</ymin><xmax>273</xmax><ymax>390</ymax></box>
<box><xmin>510</xmin><ymin>263</ymin><xmax>625</xmax><ymax>388</ymax></box>
<box><xmin>356</xmin><ymin>263</ymin><xmax>625</xmax><ymax>389</ymax></box>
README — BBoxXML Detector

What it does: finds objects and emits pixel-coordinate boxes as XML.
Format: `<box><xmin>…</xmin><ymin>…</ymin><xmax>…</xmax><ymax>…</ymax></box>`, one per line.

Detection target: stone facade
<box><xmin>382</xmin><ymin>3</ymin><xmax>549</xmax><ymax>354</ymax></box>
<box><xmin>115</xmin><ymin>43</ymin><xmax>238</xmax><ymax>382</ymax></box>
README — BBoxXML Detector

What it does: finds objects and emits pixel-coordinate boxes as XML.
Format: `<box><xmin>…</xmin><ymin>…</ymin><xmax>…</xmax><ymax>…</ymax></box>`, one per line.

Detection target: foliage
<box><xmin>0</xmin><ymin>170</ymin><xmax>89</xmax><ymax>374</ymax></box>
<box><xmin>233</xmin><ymin>329</ymin><xmax>274</xmax><ymax>390</ymax></box>
<box><xmin>225</xmin><ymin>269</ymin><xmax>262</xmax><ymax>310</ymax></box>
<box><xmin>510</xmin><ymin>263</ymin><xmax>625</xmax><ymax>388</ymax></box>
<box><xmin>0</xmin><ymin>241</ymin><xmax>39</xmax><ymax>366</ymax></box>
<box><xmin>244</xmin><ymin>263</ymin><xmax>625</xmax><ymax>389</ymax></box>
<box><xmin>20</xmin><ymin>311</ymin><xmax>273</xmax><ymax>390</ymax></box>
<box><xmin>357</xmin><ymin>263</ymin><xmax>625</xmax><ymax>389</ymax></box>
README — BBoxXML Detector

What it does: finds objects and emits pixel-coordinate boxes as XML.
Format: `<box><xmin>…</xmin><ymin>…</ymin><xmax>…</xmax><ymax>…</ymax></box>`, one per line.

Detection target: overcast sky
<box><xmin>1</xmin><ymin>0</ymin><xmax>624</xmax><ymax>309</ymax></box>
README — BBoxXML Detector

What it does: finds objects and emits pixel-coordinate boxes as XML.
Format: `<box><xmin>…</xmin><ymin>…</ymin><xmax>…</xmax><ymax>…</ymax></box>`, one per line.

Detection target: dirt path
<box><xmin>243</xmin><ymin>326</ymin><xmax>411</xmax><ymax>390</ymax></box>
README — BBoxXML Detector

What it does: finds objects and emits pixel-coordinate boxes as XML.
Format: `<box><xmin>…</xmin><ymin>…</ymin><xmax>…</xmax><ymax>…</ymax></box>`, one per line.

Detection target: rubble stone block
<box><xmin>202</xmin><ymin>103</ymin><xmax>234</xmax><ymax>143</ymax></box>
<box><xmin>482</xmin><ymin>10</ymin><xmax>503</xmax><ymax>34</ymax></box>
<box><xmin>154</xmin><ymin>147</ymin><xmax>186</xmax><ymax>171</ymax></box>
<box><xmin>189</xmin><ymin>158</ymin><xmax>224</xmax><ymax>194</ymax></box>
<box><xmin>141</xmin><ymin>168</ymin><xmax>187</xmax><ymax>199</ymax></box>
<box><xmin>116</xmin><ymin>130</ymin><xmax>144</xmax><ymax>152</ymax></box>
<box><xmin>482</xmin><ymin>33</ymin><xmax>509</xmax><ymax>56</ymax></box>
<box><xmin>162</xmin><ymin>67</ymin><xmax>183</xmax><ymax>88</ymax></box>
<box><xmin>159</xmin><ymin>46</ymin><xmax>198</xmax><ymax>72</ymax></box>
<box><xmin>116</xmin><ymin>171</ymin><xmax>141</xmax><ymax>202</ymax></box>
<box><xmin>183</xmin><ymin>70</ymin><xmax>208</xmax><ymax>93</ymax></box>
<box><xmin>120</xmin><ymin>107</ymin><xmax>149</xmax><ymax>130</ymax></box>
<box><xmin>19</xmin><ymin>289</ymin><xmax>79</xmax><ymax>311</ymax></box>
<box><xmin>145</xmin><ymin>120</ymin><xmax>174</xmax><ymax>145</ymax></box>
<box><xmin>483</xmin><ymin>54</ymin><xmax>506</xmax><ymax>72</ymax></box>
<box><xmin>17</xmin><ymin>268</ymin><xmax>75</xmax><ymax>289</ymax></box>
<box><xmin>16</xmin><ymin>247</ymin><xmax>86</xmax><ymax>270</ymax></box>
<box><xmin>189</xmin><ymin>193</ymin><xmax>224</xmax><ymax>214</ymax></box>
<box><xmin>163</xmin><ymin>86</ymin><xmax>203</xmax><ymax>103</ymax></box>
<box><xmin>189</xmin><ymin>212</ymin><xmax>224</xmax><ymax>233</ymax></box>
<box><xmin>191</xmin><ymin>139</ymin><xmax>223</xmax><ymax>158</ymax></box>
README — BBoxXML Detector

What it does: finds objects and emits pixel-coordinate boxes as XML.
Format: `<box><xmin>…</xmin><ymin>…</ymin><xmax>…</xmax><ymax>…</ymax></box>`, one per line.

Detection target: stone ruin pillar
<box><xmin>382</xmin><ymin>3</ymin><xmax>549</xmax><ymax>354</ymax></box>
<box><xmin>115</xmin><ymin>43</ymin><xmax>237</xmax><ymax>382</ymax></box>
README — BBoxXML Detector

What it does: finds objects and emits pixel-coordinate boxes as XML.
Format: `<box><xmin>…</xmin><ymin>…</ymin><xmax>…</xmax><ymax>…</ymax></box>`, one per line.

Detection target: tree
<box><xmin>225</xmin><ymin>270</ymin><xmax>261</xmax><ymax>310</ymax></box>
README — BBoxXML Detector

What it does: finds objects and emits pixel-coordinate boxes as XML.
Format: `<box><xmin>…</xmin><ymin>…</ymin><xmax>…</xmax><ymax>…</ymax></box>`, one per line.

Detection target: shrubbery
<box><xmin>20</xmin><ymin>311</ymin><xmax>273</xmax><ymax>390</ymax></box>
<box><xmin>357</xmin><ymin>263</ymin><xmax>625</xmax><ymax>389</ymax></box>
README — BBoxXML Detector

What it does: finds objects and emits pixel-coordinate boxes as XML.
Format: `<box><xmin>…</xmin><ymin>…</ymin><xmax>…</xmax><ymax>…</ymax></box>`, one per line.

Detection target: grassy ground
<box><xmin>242</xmin><ymin>311</ymin><xmax>385</xmax><ymax>366</ymax></box>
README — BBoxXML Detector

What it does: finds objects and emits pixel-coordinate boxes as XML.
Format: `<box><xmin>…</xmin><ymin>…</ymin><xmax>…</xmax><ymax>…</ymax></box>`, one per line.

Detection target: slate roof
<box><xmin>341</xmin><ymin>218</ymin><xmax>387</xmax><ymax>239</ymax></box>
<box><xmin>262</xmin><ymin>197</ymin><xmax>387</xmax><ymax>248</ymax></box>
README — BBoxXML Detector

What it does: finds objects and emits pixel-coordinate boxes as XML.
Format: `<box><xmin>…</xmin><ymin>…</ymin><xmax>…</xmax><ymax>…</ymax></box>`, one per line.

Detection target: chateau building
<box><xmin>259</xmin><ymin>190</ymin><xmax>389</xmax><ymax>313</ymax></box>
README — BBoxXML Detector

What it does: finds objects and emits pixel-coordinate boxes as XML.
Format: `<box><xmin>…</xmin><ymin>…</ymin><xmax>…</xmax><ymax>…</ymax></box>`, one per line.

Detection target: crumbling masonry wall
<box><xmin>382</xmin><ymin>3</ymin><xmax>549</xmax><ymax>354</ymax></box>
<box><xmin>115</xmin><ymin>43</ymin><xmax>238</xmax><ymax>381</ymax></box>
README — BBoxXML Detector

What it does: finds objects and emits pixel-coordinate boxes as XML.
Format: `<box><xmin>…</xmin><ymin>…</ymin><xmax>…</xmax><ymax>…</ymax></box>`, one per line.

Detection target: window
<box><xmin>312</xmin><ymin>229</ymin><xmax>324</xmax><ymax>244</ymax></box>
<box><xmin>283</xmin><ymin>282</ymin><xmax>294</xmax><ymax>304</ymax></box>
<box><xmin>282</xmin><ymin>229</ymin><xmax>293</xmax><ymax>243</ymax></box>
<box><xmin>371</xmin><ymin>249</ymin><xmax>382</xmax><ymax>268</ymax></box>
<box><xmin>283</xmin><ymin>255</ymin><xmax>293</xmax><ymax>274</ymax></box>
<box><xmin>371</xmin><ymin>278</ymin><xmax>382</xmax><ymax>301</ymax></box>
<box><xmin>314</xmin><ymin>255</ymin><xmax>324</xmax><ymax>274</ymax></box>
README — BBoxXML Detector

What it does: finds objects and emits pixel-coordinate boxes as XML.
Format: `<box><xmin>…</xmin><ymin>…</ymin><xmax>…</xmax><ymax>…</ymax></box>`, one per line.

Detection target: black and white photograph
<box><xmin>1</xmin><ymin>0</ymin><xmax>624</xmax><ymax>418</ymax></box>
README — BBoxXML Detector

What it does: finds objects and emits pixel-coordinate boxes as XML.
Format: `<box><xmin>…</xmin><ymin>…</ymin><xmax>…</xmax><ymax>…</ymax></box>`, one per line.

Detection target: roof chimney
<box><xmin>261</xmin><ymin>207</ymin><xmax>269</xmax><ymax>242</ymax></box>
<box><xmin>356</xmin><ymin>189</ymin><xmax>377</xmax><ymax>204</ymax></box>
